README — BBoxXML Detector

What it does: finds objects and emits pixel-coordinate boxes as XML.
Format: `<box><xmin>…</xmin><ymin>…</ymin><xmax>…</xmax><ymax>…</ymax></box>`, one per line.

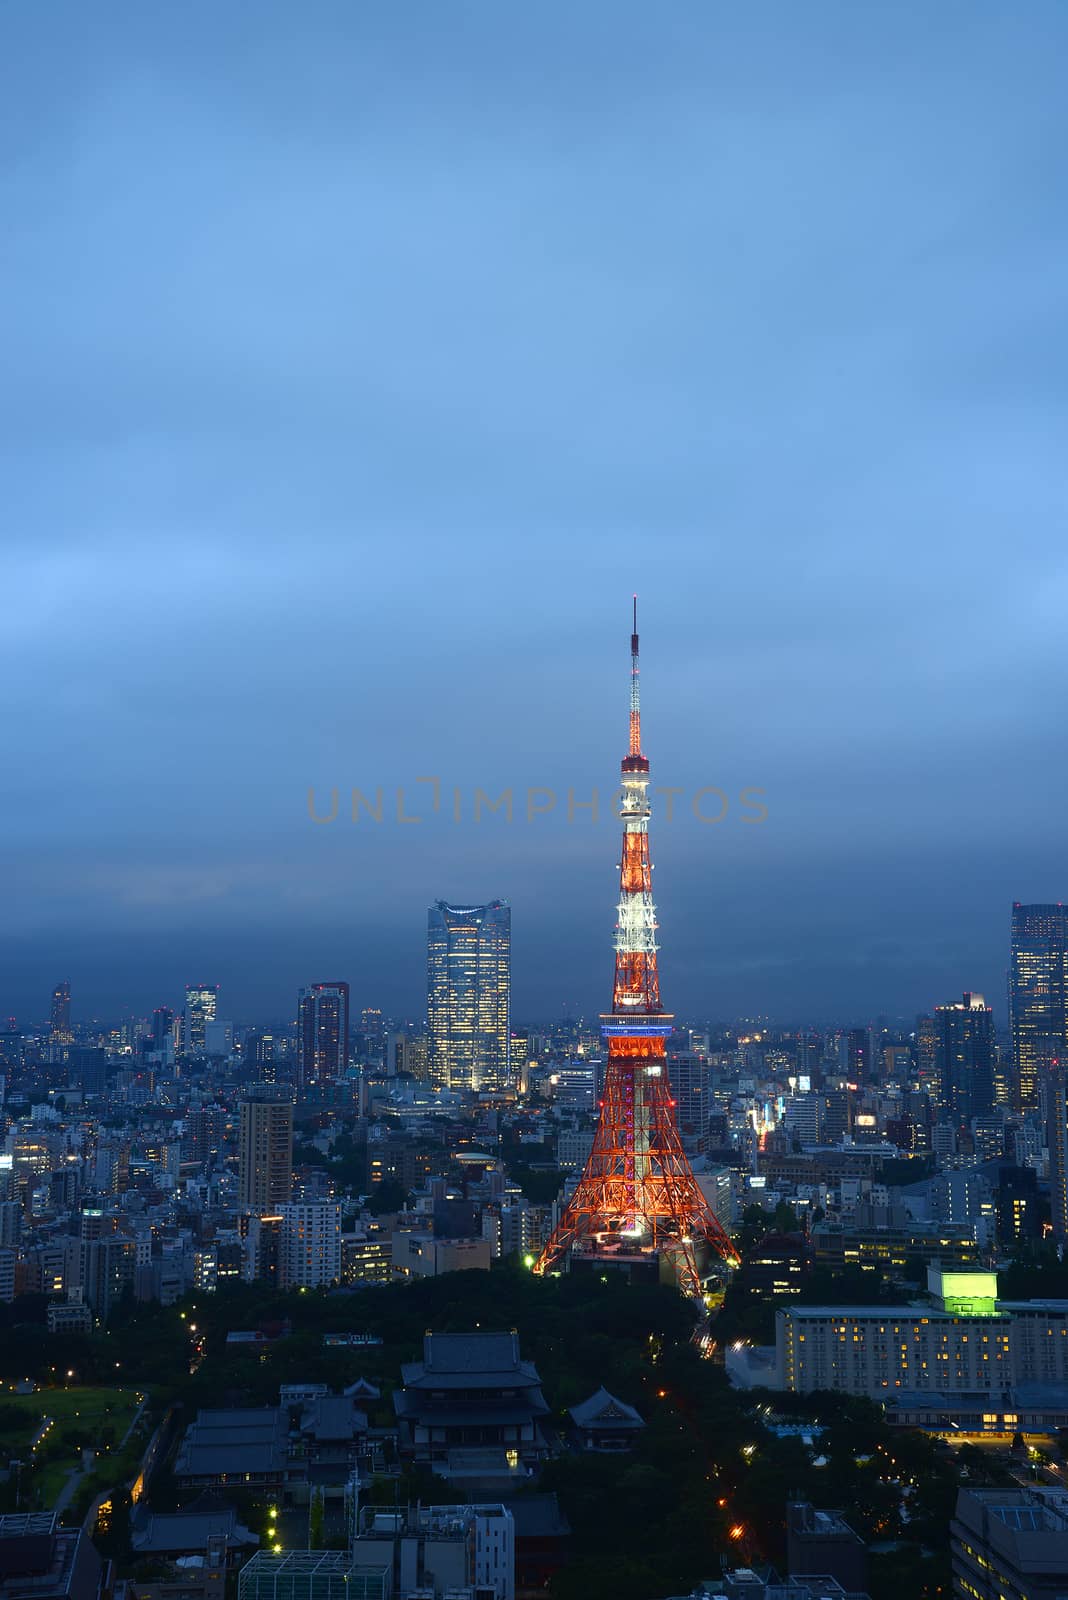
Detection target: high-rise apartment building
<box><xmin>238</xmin><ymin>1086</ymin><xmax>294</xmax><ymax>1211</ymax></box>
<box><xmin>279</xmin><ymin>1201</ymin><xmax>342</xmax><ymax>1289</ymax></box>
<box><xmin>183</xmin><ymin>983</ymin><xmax>219</xmax><ymax>1058</ymax></box>
<box><xmin>185</xmin><ymin>1105</ymin><xmax>225</xmax><ymax>1167</ymax></box>
<box><xmin>1010</xmin><ymin>903</ymin><xmax>1068</xmax><ymax>1112</ymax></box>
<box><xmin>667</xmin><ymin>1035</ymin><xmax>711</xmax><ymax>1149</ymax></box>
<box><xmin>427</xmin><ymin>900</ymin><xmax>510</xmax><ymax>1093</ymax></box>
<box><xmin>936</xmin><ymin>992</ymin><xmax>994</xmax><ymax>1122</ymax></box>
<box><xmin>50</xmin><ymin>981</ymin><xmax>72</xmax><ymax>1044</ymax></box>
<box><xmin>244</xmin><ymin>1031</ymin><xmax>276</xmax><ymax>1082</ymax></box>
<box><xmin>150</xmin><ymin>1006</ymin><xmax>174</xmax><ymax>1053</ymax></box>
<box><xmin>845</xmin><ymin>1028</ymin><xmax>871</xmax><ymax>1083</ymax></box>
<box><xmin>297</xmin><ymin>982</ymin><xmax>350</xmax><ymax>1087</ymax></box>
<box><xmin>915</xmin><ymin>1014</ymin><xmax>939</xmax><ymax>1098</ymax></box>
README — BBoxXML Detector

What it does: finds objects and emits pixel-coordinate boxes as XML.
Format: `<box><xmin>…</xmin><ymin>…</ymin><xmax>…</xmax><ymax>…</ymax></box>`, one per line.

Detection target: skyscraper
<box><xmin>1048</xmin><ymin>1065</ymin><xmax>1068</xmax><ymax>1243</ymax></box>
<box><xmin>935</xmin><ymin>992</ymin><xmax>994</xmax><ymax>1123</ymax></box>
<box><xmin>845</xmin><ymin>1027</ymin><xmax>871</xmax><ymax>1083</ymax></box>
<box><xmin>915</xmin><ymin>1014</ymin><xmax>940</xmax><ymax>1099</ymax></box>
<box><xmin>50</xmin><ymin>981</ymin><xmax>72</xmax><ymax>1044</ymax></box>
<box><xmin>238</xmin><ymin>1085</ymin><xmax>294</xmax><ymax>1211</ymax></box>
<box><xmin>1010</xmin><ymin>903</ymin><xmax>1068</xmax><ymax>1112</ymax></box>
<box><xmin>183</xmin><ymin>983</ymin><xmax>219</xmax><ymax>1058</ymax></box>
<box><xmin>297</xmin><ymin>981</ymin><xmax>350</xmax><ymax>1087</ymax></box>
<box><xmin>150</xmin><ymin>1007</ymin><xmax>174</xmax><ymax>1052</ymax></box>
<box><xmin>427</xmin><ymin>901</ymin><xmax>510</xmax><ymax>1093</ymax></box>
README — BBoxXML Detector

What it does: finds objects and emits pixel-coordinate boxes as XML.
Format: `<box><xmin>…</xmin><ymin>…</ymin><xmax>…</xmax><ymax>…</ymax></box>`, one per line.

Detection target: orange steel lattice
<box><xmin>534</xmin><ymin>603</ymin><xmax>739</xmax><ymax>1296</ymax></box>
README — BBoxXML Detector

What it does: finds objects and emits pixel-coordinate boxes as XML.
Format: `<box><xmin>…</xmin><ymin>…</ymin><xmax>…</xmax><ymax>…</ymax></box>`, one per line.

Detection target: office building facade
<box><xmin>1010</xmin><ymin>903</ymin><xmax>1068</xmax><ymax>1113</ymax></box>
<box><xmin>427</xmin><ymin>900</ymin><xmax>510</xmax><ymax>1092</ymax></box>
<box><xmin>936</xmin><ymin>992</ymin><xmax>994</xmax><ymax>1122</ymax></box>
<box><xmin>183</xmin><ymin>983</ymin><xmax>219</xmax><ymax>1058</ymax></box>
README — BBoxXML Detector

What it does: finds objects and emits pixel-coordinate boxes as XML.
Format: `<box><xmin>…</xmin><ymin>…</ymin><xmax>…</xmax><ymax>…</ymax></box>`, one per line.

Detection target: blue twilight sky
<box><xmin>3</xmin><ymin>1</ymin><xmax>1068</xmax><ymax>1027</ymax></box>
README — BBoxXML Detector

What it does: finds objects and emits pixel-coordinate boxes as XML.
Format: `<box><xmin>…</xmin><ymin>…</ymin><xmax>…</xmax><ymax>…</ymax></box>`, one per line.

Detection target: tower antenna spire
<box><xmin>630</xmin><ymin>595</ymin><xmax>641</xmax><ymax>758</ymax></box>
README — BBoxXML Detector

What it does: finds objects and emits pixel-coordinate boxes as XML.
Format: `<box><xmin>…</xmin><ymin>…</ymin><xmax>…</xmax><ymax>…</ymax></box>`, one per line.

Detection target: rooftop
<box><xmin>424</xmin><ymin>1331</ymin><xmax>520</xmax><ymax>1371</ymax></box>
<box><xmin>569</xmin><ymin>1386</ymin><xmax>645</xmax><ymax>1430</ymax></box>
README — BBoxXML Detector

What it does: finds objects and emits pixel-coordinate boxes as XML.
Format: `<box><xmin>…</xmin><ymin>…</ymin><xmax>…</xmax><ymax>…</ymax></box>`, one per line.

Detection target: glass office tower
<box><xmin>1010</xmin><ymin>903</ymin><xmax>1068</xmax><ymax>1112</ymax></box>
<box><xmin>427</xmin><ymin>900</ymin><xmax>510</xmax><ymax>1092</ymax></box>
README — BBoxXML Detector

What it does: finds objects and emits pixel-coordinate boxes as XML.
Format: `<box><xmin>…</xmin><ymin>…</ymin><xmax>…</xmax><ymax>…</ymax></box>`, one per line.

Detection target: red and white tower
<box><xmin>534</xmin><ymin>602</ymin><xmax>739</xmax><ymax>1296</ymax></box>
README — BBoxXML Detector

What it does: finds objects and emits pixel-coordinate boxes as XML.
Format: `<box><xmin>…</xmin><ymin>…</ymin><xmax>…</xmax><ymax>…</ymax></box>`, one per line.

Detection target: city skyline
<box><xmin>6</xmin><ymin>892</ymin><xmax>1066</xmax><ymax>1033</ymax></box>
<box><xmin>6</xmin><ymin>10</ymin><xmax>1068</xmax><ymax>1597</ymax></box>
<box><xmin>6</xmin><ymin>3</ymin><xmax>1068</xmax><ymax>1022</ymax></box>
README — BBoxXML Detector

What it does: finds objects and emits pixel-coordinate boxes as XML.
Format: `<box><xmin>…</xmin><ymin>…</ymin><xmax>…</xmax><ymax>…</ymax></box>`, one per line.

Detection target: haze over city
<box><xmin>5</xmin><ymin>2</ymin><xmax>1068</xmax><ymax>1021</ymax></box>
<box><xmin>9</xmin><ymin>11</ymin><xmax>1068</xmax><ymax>1600</ymax></box>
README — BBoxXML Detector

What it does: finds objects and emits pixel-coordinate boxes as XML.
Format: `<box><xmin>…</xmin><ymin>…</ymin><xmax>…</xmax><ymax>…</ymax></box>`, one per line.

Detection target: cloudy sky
<box><xmin>3</xmin><ymin>2</ymin><xmax>1068</xmax><ymax>1026</ymax></box>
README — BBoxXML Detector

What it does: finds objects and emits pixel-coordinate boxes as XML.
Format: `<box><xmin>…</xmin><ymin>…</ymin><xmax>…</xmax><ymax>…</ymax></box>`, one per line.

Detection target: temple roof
<box><xmin>568</xmin><ymin>1387</ymin><xmax>645</xmax><ymax>1430</ymax></box>
<box><xmin>400</xmin><ymin>1331</ymin><xmax>544</xmax><ymax>1391</ymax></box>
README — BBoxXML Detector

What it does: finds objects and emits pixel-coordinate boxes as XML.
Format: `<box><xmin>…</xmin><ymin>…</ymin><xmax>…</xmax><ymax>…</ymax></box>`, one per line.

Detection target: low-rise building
<box><xmin>238</xmin><ymin>1551</ymin><xmax>388</xmax><ymax>1600</ymax></box>
<box><xmin>352</xmin><ymin>1502</ymin><xmax>515</xmax><ymax>1600</ymax></box>
<box><xmin>568</xmin><ymin>1387</ymin><xmax>644</xmax><ymax>1452</ymax></box>
<box><xmin>0</xmin><ymin>1512</ymin><xmax>102</xmax><ymax>1600</ymax></box>
<box><xmin>951</xmin><ymin>1485</ymin><xmax>1068</xmax><ymax>1600</ymax></box>
<box><xmin>391</xmin><ymin>1230</ymin><xmax>492</xmax><ymax>1279</ymax></box>
<box><xmin>174</xmin><ymin>1408</ymin><xmax>289</xmax><ymax>1490</ymax></box>
<box><xmin>394</xmin><ymin>1331</ymin><xmax>550</xmax><ymax>1485</ymax></box>
<box><xmin>46</xmin><ymin>1302</ymin><xmax>92</xmax><ymax>1336</ymax></box>
<box><xmin>775</xmin><ymin>1267</ymin><xmax>1068</xmax><ymax>1401</ymax></box>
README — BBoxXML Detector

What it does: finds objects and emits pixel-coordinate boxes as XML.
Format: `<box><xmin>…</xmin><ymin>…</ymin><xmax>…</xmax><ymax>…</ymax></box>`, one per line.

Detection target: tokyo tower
<box><xmin>534</xmin><ymin>602</ymin><xmax>739</xmax><ymax>1296</ymax></box>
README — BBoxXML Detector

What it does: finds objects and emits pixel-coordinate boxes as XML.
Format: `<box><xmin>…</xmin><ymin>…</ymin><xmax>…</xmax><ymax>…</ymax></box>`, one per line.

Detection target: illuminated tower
<box><xmin>535</xmin><ymin>603</ymin><xmax>738</xmax><ymax>1296</ymax></box>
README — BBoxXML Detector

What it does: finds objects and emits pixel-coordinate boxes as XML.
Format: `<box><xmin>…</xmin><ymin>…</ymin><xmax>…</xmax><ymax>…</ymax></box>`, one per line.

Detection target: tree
<box><xmin>366</xmin><ymin>1180</ymin><xmax>409</xmax><ymax>1215</ymax></box>
<box><xmin>309</xmin><ymin>1487</ymin><xmax>325</xmax><ymax>1550</ymax></box>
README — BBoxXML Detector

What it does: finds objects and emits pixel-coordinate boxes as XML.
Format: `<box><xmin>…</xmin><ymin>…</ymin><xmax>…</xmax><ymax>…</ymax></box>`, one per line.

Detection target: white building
<box><xmin>776</xmin><ymin>1267</ymin><xmax>1068</xmax><ymax>1397</ymax></box>
<box><xmin>352</xmin><ymin>1502</ymin><xmax>514</xmax><ymax>1600</ymax></box>
<box><xmin>391</xmin><ymin>1230</ymin><xmax>491</xmax><ymax>1279</ymax></box>
<box><xmin>279</xmin><ymin>1202</ymin><xmax>342</xmax><ymax>1290</ymax></box>
<box><xmin>555</xmin><ymin>1128</ymin><xmax>594</xmax><ymax>1170</ymax></box>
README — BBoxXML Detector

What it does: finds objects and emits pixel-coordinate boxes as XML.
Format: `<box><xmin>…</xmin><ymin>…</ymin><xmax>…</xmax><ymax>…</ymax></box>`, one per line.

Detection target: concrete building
<box><xmin>238</xmin><ymin>1086</ymin><xmax>293</xmax><ymax>1212</ymax></box>
<box><xmin>279</xmin><ymin>1202</ymin><xmax>342</xmax><ymax>1290</ymax></box>
<box><xmin>775</xmin><ymin>1268</ymin><xmax>1068</xmax><ymax>1399</ymax></box>
<box><xmin>0</xmin><ymin>1512</ymin><xmax>101</xmax><ymax>1600</ymax></box>
<box><xmin>786</xmin><ymin>1501</ymin><xmax>868</xmax><ymax>1595</ymax></box>
<box><xmin>352</xmin><ymin>1502</ymin><xmax>515</xmax><ymax>1600</ymax></box>
<box><xmin>951</xmin><ymin>1485</ymin><xmax>1068</xmax><ymax>1600</ymax></box>
<box><xmin>391</xmin><ymin>1230</ymin><xmax>492</xmax><ymax>1279</ymax></box>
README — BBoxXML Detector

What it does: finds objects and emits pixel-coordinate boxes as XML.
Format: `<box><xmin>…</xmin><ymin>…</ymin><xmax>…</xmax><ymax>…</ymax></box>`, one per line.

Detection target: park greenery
<box><xmin>0</xmin><ymin>1254</ymin><xmax>988</xmax><ymax>1598</ymax></box>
